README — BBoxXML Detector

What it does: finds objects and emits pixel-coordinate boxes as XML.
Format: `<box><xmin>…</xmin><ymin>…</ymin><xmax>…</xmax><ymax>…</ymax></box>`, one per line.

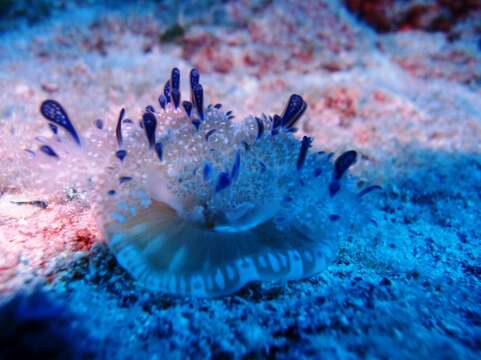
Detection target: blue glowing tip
<box><xmin>255</xmin><ymin>117</ymin><xmax>264</xmax><ymax>139</ymax></box>
<box><xmin>119</xmin><ymin>176</ymin><xmax>133</xmax><ymax>184</ymax></box>
<box><xmin>329</xmin><ymin>181</ymin><xmax>341</xmax><ymax>197</ymax></box>
<box><xmin>172</xmin><ymin>88</ymin><xmax>181</xmax><ymax>109</ymax></box>
<box><xmin>334</xmin><ymin>150</ymin><xmax>357</xmax><ymax>180</ymax></box>
<box><xmin>164</xmin><ymin>81</ymin><xmax>171</xmax><ymax>103</ymax></box>
<box><xmin>154</xmin><ymin>141</ymin><xmax>163</xmax><ymax>161</ymax></box>
<box><xmin>281</xmin><ymin>94</ymin><xmax>307</xmax><ymax>130</ymax></box>
<box><xmin>116</xmin><ymin>108</ymin><xmax>125</xmax><ymax>147</ymax></box>
<box><xmin>94</xmin><ymin>119</ymin><xmax>104</xmax><ymax>129</ymax></box>
<box><xmin>40</xmin><ymin>100</ymin><xmax>81</xmax><ymax>146</ymax></box>
<box><xmin>190</xmin><ymin>68</ymin><xmax>200</xmax><ymax>88</ymax></box>
<box><xmin>39</xmin><ymin>145</ymin><xmax>59</xmax><ymax>158</ymax></box>
<box><xmin>231</xmin><ymin>151</ymin><xmax>241</xmax><ymax>180</ymax></box>
<box><xmin>192</xmin><ymin>119</ymin><xmax>201</xmax><ymax>130</ymax></box>
<box><xmin>358</xmin><ymin>185</ymin><xmax>382</xmax><ymax>198</ymax></box>
<box><xmin>193</xmin><ymin>83</ymin><xmax>204</xmax><ymax>121</ymax></box>
<box><xmin>142</xmin><ymin>111</ymin><xmax>157</xmax><ymax>148</ymax></box>
<box><xmin>48</xmin><ymin>123</ymin><xmax>58</xmax><ymax>135</ymax></box>
<box><xmin>203</xmin><ymin>163</ymin><xmax>212</xmax><ymax>180</ymax></box>
<box><xmin>116</xmin><ymin>149</ymin><xmax>127</xmax><ymax>161</ymax></box>
<box><xmin>215</xmin><ymin>172</ymin><xmax>231</xmax><ymax>192</ymax></box>
<box><xmin>297</xmin><ymin>136</ymin><xmax>312</xmax><ymax>171</ymax></box>
<box><xmin>158</xmin><ymin>95</ymin><xmax>167</xmax><ymax>110</ymax></box>
<box><xmin>205</xmin><ymin>128</ymin><xmax>216</xmax><ymax>141</ymax></box>
<box><xmin>182</xmin><ymin>101</ymin><xmax>193</xmax><ymax>117</ymax></box>
<box><xmin>171</xmin><ymin>67</ymin><xmax>180</xmax><ymax>90</ymax></box>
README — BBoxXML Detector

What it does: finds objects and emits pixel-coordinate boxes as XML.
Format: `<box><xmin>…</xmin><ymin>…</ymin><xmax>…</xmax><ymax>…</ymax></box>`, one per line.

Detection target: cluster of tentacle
<box><xmin>31</xmin><ymin>68</ymin><xmax>380</xmax><ymax>297</ymax></box>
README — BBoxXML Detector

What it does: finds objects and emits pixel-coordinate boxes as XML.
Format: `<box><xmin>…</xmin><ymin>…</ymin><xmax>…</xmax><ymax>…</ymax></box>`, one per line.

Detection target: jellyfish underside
<box><xmin>106</xmin><ymin>198</ymin><xmax>338</xmax><ymax>298</ymax></box>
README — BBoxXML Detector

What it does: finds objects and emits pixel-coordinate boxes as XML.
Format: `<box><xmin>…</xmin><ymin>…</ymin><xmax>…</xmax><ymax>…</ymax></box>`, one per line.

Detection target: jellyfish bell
<box><xmin>104</xmin><ymin>197</ymin><xmax>338</xmax><ymax>298</ymax></box>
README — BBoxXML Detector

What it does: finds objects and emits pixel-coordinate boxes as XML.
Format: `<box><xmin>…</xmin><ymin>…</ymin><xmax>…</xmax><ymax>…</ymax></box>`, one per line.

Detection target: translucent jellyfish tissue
<box><xmin>25</xmin><ymin>68</ymin><xmax>380</xmax><ymax>297</ymax></box>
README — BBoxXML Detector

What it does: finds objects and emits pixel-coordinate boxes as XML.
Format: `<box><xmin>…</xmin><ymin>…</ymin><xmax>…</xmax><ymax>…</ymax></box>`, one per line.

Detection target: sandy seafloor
<box><xmin>0</xmin><ymin>0</ymin><xmax>480</xmax><ymax>359</ymax></box>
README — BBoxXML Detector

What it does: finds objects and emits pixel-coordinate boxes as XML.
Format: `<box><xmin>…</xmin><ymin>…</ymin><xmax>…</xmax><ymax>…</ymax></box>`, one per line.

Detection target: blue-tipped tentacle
<box><xmin>40</xmin><ymin>100</ymin><xmax>81</xmax><ymax>146</ymax></box>
<box><xmin>119</xmin><ymin>176</ymin><xmax>133</xmax><ymax>184</ymax></box>
<box><xmin>163</xmin><ymin>81</ymin><xmax>171</xmax><ymax>103</ymax></box>
<box><xmin>328</xmin><ymin>150</ymin><xmax>357</xmax><ymax>197</ymax></box>
<box><xmin>205</xmin><ymin>129</ymin><xmax>216</xmax><ymax>141</ymax></box>
<box><xmin>215</xmin><ymin>172</ymin><xmax>231</xmax><ymax>192</ymax></box>
<box><xmin>281</xmin><ymin>94</ymin><xmax>307</xmax><ymax>130</ymax></box>
<box><xmin>192</xmin><ymin>119</ymin><xmax>201</xmax><ymax>130</ymax></box>
<box><xmin>116</xmin><ymin>108</ymin><xmax>125</xmax><ymax>147</ymax></box>
<box><xmin>358</xmin><ymin>185</ymin><xmax>382</xmax><ymax>197</ymax></box>
<box><xmin>154</xmin><ymin>142</ymin><xmax>163</xmax><ymax>161</ymax></box>
<box><xmin>255</xmin><ymin>117</ymin><xmax>264</xmax><ymax>139</ymax></box>
<box><xmin>190</xmin><ymin>68</ymin><xmax>200</xmax><ymax>113</ymax></box>
<box><xmin>39</xmin><ymin>145</ymin><xmax>59</xmax><ymax>158</ymax></box>
<box><xmin>203</xmin><ymin>163</ymin><xmax>212</xmax><ymax>180</ymax></box>
<box><xmin>171</xmin><ymin>68</ymin><xmax>181</xmax><ymax>108</ymax></box>
<box><xmin>193</xmin><ymin>84</ymin><xmax>204</xmax><ymax>121</ymax></box>
<box><xmin>271</xmin><ymin>115</ymin><xmax>282</xmax><ymax>135</ymax></box>
<box><xmin>116</xmin><ymin>149</ymin><xmax>127</xmax><ymax>161</ymax></box>
<box><xmin>142</xmin><ymin>111</ymin><xmax>157</xmax><ymax>148</ymax></box>
<box><xmin>94</xmin><ymin>119</ymin><xmax>104</xmax><ymax>129</ymax></box>
<box><xmin>329</xmin><ymin>181</ymin><xmax>341</xmax><ymax>197</ymax></box>
<box><xmin>333</xmin><ymin>150</ymin><xmax>357</xmax><ymax>180</ymax></box>
<box><xmin>158</xmin><ymin>95</ymin><xmax>167</xmax><ymax>110</ymax></box>
<box><xmin>171</xmin><ymin>68</ymin><xmax>180</xmax><ymax>90</ymax></box>
<box><xmin>230</xmin><ymin>151</ymin><xmax>241</xmax><ymax>181</ymax></box>
<box><xmin>171</xmin><ymin>89</ymin><xmax>181</xmax><ymax>109</ymax></box>
<box><xmin>182</xmin><ymin>101</ymin><xmax>193</xmax><ymax>117</ymax></box>
<box><xmin>297</xmin><ymin>136</ymin><xmax>312</xmax><ymax>171</ymax></box>
<box><xmin>190</xmin><ymin>68</ymin><xmax>200</xmax><ymax>90</ymax></box>
<box><xmin>25</xmin><ymin>149</ymin><xmax>36</xmax><ymax>157</ymax></box>
<box><xmin>48</xmin><ymin>123</ymin><xmax>58</xmax><ymax>135</ymax></box>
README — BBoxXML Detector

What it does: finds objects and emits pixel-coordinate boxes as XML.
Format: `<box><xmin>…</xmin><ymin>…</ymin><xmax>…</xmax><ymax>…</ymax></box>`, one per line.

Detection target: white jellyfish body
<box><xmin>30</xmin><ymin>68</ymin><xmax>380</xmax><ymax>297</ymax></box>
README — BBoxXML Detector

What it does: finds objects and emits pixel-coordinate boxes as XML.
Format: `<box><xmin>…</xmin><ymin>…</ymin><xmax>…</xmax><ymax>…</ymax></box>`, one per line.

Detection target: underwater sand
<box><xmin>0</xmin><ymin>1</ymin><xmax>480</xmax><ymax>358</ymax></box>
